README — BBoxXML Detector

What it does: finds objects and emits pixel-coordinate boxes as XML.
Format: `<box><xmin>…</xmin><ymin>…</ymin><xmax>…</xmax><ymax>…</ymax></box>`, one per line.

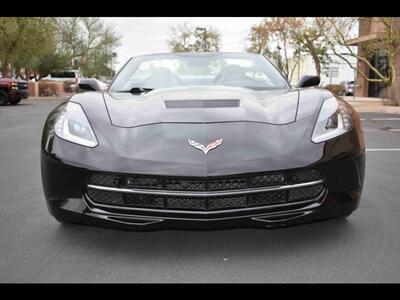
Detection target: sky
<box><xmin>104</xmin><ymin>17</ymin><xmax>264</xmax><ymax>71</ymax></box>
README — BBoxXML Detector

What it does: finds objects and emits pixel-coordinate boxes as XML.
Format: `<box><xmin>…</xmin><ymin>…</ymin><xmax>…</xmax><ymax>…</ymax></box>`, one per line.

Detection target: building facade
<box><xmin>347</xmin><ymin>17</ymin><xmax>400</xmax><ymax>101</ymax></box>
<box><xmin>289</xmin><ymin>54</ymin><xmax>356</xmax><ymax>87</ymax></box>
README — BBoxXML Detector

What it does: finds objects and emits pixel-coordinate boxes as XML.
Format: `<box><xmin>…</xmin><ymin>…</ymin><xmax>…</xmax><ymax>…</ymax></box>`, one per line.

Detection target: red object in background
<box><xmin>0</xmin><ymin>78</ymin><xmax>29</xmax><ymax>105</ymax></box>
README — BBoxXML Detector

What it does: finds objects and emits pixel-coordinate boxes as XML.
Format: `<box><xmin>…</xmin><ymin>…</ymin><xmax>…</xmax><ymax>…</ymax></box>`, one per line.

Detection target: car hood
<box><xmin>103</xmin><ymin>86</ymin><xmax>299</xmax><ymax>127</ymax></box>
<box><xmin>60</xmin><ymin>87</ymin><xmax>334</xmax><ymax>175</ymax></box>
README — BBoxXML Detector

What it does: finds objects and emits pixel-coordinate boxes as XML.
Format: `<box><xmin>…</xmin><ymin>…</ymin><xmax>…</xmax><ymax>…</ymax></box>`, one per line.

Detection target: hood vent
<box><xmin>164</xmin><ymin>99</ymin><xmax>240</xmax><ymax>109</ymax></box>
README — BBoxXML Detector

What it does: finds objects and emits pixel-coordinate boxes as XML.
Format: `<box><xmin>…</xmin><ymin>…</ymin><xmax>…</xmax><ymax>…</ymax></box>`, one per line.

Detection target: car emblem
<box><xmin>188</xmin><ymin>139</ymin><xmax>223</xmax><ymax>154</ymax></box>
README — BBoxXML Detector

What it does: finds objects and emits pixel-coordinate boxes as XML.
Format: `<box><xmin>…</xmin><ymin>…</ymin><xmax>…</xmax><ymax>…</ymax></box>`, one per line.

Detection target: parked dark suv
<box><xmin>0</xmin><ymin>78</ymin><xmax>29</xmax><ymax>105</ymax></box>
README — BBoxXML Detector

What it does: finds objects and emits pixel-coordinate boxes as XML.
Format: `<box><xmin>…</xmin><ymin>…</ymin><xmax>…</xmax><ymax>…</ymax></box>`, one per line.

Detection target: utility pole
<box><xmin>196</xmin><ymin>27</ymin><xmax>207</xmax><ymax>51</ymax></box>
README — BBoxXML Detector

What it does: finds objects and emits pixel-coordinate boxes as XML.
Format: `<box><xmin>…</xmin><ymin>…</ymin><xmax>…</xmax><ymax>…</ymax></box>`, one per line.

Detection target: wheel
<box><xmin>0</xmin><ymin>90</ymin><xmax>8</xmax><ymax>106</ymax></box>
<box><xmin>8</xmin><ymin>97</ymin><xmax>21</xmax><ymax>105</ymax></box>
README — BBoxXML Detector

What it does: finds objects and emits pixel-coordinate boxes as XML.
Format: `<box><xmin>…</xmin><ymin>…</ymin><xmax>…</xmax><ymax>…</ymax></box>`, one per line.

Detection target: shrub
<box><xmin>63</xmin><ymin>81</ymin><xmax>76</xmax><ymax>93</ymax></box>
<box><xmin>39</xmin><ymin>81</ymin><xmax>60</xmax><ymax>97</ymax></box>
<box><xmin>324</xmin><ymin>84</ymin><xmax>345</xmax><ymax>96</ymax></box>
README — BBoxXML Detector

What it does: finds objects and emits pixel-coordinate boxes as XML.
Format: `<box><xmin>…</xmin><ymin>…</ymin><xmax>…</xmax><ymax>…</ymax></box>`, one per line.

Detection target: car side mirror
<box><xmin>297</xmin><ymin>75</ymin><xmax>320</xmax><ymax>88</ymax></box>
<box><xmin>78</xmin><ymin>83</ymin><xmax>97</xmax><ymax>92</ymax></box>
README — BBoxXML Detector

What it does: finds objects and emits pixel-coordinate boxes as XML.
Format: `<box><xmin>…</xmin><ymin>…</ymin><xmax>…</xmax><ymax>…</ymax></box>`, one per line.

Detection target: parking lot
<box><xmin>0</xmin><ymin>99</ymin><xmax>399</xmax><ymax>283</ymax></box>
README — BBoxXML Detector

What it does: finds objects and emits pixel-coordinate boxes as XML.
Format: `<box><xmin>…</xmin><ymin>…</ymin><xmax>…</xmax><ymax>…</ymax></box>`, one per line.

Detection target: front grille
<box><xmin>288</xmin><ymin>184</ymin><xmax>324</xmax><ymax>202</ymax></box>
<box><xmin>286</xmin><ymin>169</ymin><xmax>321</xmax><ymax>183</ymax></box>
<box><xmin>208</xmin><ymin>195</ymin><xmax>247</xmax><ymax>210</ymax></box>
<box><xmin>125</xmin><ymin>194</ymin><xmax>164</xmax><ymax>208</ymax></box>
<box><xmin>167</xmin><ymin>196</ymin><xmax>207</xmax><ymax>210</ymax></box>
<box><xmin>87</xmin><ymin>189</ymin><xmax>124</xmax><ymax>206</ymax></box>
<box><xmin>247</xmin><ymin>190</ymin><xmax>286</xmax><ymax>207</ymax></box>
<box><xmin>17</xmin><ymin>82</ymin><xmax>28</xmax><ymax>90</ymax></box>
<box><xmin>126</xmin><ymin>177</ymin><xmax>163</xmax><ymax>189</ymax></box>
<box><xmin>249</xmin><ymin>173</ymin><xmax>285</xmax><ymax>187</ymax></box>
<box><xmin>90</xmin><ymin>174</ymin><xmax>123</xmax><ymax>187</ymax></box>
<box><xmin>87</xmin><ymin>184</ymin><xmax>323</xmax><ymax>211</ymax></box>
<box><xmin>166</xmin><ymin>179</ymin><xmax>206</xmax><ymax>191</ymax></box>
<box><xmin>208</xmin><ymin>177</ymin><xmax>247</xmax><ymax>191</ymax></box>
<box><xmin>88</xmin><ymin>169</ymin><xmax>319</xmax><ymax>192</ymax></box>
<box><xmin>86</xmin><ymin>169</ymin><xmax>325</xmax><ymax>211</ymax></box>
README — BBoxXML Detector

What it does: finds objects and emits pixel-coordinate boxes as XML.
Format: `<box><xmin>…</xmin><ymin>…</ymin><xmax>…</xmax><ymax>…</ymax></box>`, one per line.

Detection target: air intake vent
<box><xmin>87</xmin><ymin>169</ymin><xmax>325</xmax><ymax>211</ymax></box>
<box><xmin>164</xmin><ymin>99</ymin><xmax>240</xmax><ymax>109</ymax></box>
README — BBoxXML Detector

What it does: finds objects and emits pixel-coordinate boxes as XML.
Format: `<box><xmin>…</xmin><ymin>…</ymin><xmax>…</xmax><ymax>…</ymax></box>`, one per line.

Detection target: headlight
<box><xmin>54</xmin><ymin>102</ymin><xmax>98</xmax><ymax>147</ymax></box>
<box><xmin>311</xmin><ymin>97</ymin><xmax>352</xmax><ymax>143</ymax></box>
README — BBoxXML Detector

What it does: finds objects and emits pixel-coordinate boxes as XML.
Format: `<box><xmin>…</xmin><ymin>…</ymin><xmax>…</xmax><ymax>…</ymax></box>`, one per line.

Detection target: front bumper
<box><xmin>9</xmin><ymin>90</ymin><xmax>29</xmax><ymax>100</ymax></box>
<box><xmin>42</xmin><ymin>150</ymin><xmax>365</xmax><ymax>231</ymax></box>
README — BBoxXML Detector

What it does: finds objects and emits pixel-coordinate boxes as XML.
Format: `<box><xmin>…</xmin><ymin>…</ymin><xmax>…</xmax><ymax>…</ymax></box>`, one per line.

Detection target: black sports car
<box><xmin>41</xmin><ymin>52</ymin><xmax>365</xmax><ymax>231</ymax></box>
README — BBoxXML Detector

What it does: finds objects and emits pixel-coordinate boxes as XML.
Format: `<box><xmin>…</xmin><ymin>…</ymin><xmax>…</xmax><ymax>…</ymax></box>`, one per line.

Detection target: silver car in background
<box><xmin>340</xmin><ymin>80</ymin><xmax>355</xmax><ymax>96</ymax></box>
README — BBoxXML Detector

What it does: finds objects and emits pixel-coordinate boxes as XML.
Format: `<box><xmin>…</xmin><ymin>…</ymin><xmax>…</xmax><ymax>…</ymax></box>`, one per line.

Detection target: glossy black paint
<box><xmin>41</xmin><ymin>83</ymin><xmax>365</xmax><ymax>230</ymax></box>
<box><xmin>78</xmin><ymin>78</ymin><xmax>107</xmax><ymax>92</ymax></box>
<box><xmin>41</xmin><ymin>151</ymin><xmax>365</xmax><ymax>230</ymax></box>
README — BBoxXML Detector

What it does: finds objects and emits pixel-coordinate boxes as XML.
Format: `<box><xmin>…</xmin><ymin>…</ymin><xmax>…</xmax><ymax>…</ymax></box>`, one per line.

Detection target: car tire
<box><xmin>8</xmin><ymin>98</ymin><xmax>21</xmax><ymax>105</ymax></box>
<box><xmin>0</xmin><ymin>90</ymin><xmax>9</xmax><ymax>106</ymax></box>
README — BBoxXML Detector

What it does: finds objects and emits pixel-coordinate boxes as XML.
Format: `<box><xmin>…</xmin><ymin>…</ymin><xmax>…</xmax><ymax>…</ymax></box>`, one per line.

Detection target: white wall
<box><xmin>290</xmin><ymin>54</ymin><xmax>357</xmax><ymax>86</ymax></box>
<box><xmin>320</xmin><ymin>56</ymin><xmax>357</xmax><ymax>86</ymax></box>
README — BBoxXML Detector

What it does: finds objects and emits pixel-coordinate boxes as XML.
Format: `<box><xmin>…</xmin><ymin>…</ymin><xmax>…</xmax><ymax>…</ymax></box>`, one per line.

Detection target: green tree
<box><xmin>0</xmin><ymin>17</ymin><xmax>58</xmax><ymax>78</ymax></box>
<box><xmin>35</xmin><ymin>53</ymin><xmax>69</xmax><ymax>79</ymax></box>
<box><xmin>82</xmin><ymin>48</ymin><xmax>117</xmax><ymax>78</ymax></box>
<box><xmin>168</xmin><ymin>22</ymin><xmax>220</xmax><ymax>52</ymax></box>
<box><xmin>55</xmin><ymin>17</ymin><xmax>121</xmax><ymax>78</ymax></box>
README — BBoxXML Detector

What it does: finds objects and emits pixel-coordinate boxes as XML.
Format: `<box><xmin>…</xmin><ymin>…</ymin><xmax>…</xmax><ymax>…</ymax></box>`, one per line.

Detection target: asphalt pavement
<box><xmin>0</xmin><ymin>99</ymin><xmax>399</xmax><ymax>283</ymax></box>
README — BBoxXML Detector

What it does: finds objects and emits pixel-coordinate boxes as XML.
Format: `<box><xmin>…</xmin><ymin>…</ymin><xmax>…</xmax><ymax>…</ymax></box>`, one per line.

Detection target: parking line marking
<box><xmin>366</xmin><ymin>149</ymin><xmax>400</xmax><ymax>152</ymax></box>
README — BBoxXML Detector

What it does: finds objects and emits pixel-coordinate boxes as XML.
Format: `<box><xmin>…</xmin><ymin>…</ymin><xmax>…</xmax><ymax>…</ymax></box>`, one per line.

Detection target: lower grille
<box><xmin>288</xmin><ymin>184</ymin><xmax>325</xmax><ymax>202</ymax></box>
<box><xmin>86</xmin><ymin>169</ymin><xmax>325</xmax><ymax>212</ymax></box>
<box><xmin>86</xmin><ymin>184</ymin><xmax>324</xmax><ymax>211</ymax></box>
<box><xmin>125</xmin><ymin>194</ymin><xmax>164</xmax><ymax>208</ymax></box>
<box><xmin>88</xmin><ymin>169</ymin><xmax>320</xmax><ymax>192</ymax></box>
<box><xmin>167</xmin><ymin>196</ymin><xmax>207</xmax><ymax>210</ymax></box>
<box><xmin>87</xmin><ymin>189</ymin><xmax>124</xmax><ymax>206</ymax></box>
<box><xmin>247</xmin><ymin>190</ymin><xmax>286</xmax><ymax>207</ymax></box>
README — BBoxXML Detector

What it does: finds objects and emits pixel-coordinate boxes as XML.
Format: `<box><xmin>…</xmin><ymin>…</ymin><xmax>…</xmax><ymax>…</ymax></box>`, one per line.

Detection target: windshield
<box><xmin>110</xmin><ymin>52</ymin><xmax>289</xmax><ymax>92</ymax></box>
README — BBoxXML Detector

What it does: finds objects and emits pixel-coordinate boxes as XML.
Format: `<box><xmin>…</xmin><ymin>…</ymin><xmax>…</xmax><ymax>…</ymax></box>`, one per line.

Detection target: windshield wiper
<box><xmin>115</xmin><ymin>87</ymin><xmax>154</xmax><ymax>94</ymax></box>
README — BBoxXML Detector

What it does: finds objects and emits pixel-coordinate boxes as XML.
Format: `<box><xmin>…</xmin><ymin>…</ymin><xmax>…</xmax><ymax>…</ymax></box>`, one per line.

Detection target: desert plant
<box><xmin>63</xmin><ymin>81</ymin><xmax>76</xmax><ymax>93</ymax></box>
<box><xmin>39</xmin><ymin>81</ymin><xmax>60</xmax><ymax>97</ymax></box>
<box><xmin>324</xmin><ymin>84</ymin><xmax>346</xmax><ymax>96</ymax></box>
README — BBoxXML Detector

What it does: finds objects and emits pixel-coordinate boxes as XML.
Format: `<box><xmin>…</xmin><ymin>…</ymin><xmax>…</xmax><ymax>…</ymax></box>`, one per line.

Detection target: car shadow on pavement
<box><xmin>0</xmin><ymin>102</ymin><xmax>32</xmax><ymax>108</ymax></box>
<box><xmin>51</xmin><ymin>217</ymin><xmax>358</xmax><ymax>260</ymax></box>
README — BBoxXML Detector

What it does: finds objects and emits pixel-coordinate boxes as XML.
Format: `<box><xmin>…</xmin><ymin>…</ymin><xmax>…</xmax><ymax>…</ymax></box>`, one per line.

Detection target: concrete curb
<box><xmin>347</xmin><ymin>101</ymin><xmax>400</xmax><ymax>114</ymax></box>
